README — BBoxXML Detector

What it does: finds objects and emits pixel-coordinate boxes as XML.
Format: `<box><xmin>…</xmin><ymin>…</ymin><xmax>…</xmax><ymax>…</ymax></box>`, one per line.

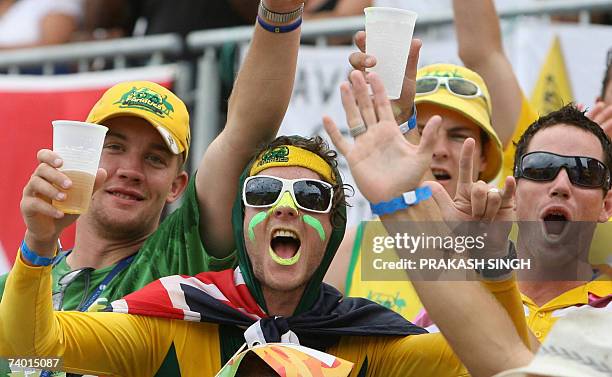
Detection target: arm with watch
<box><xmin>323</xmin><ymin>70</ymin><xmax>533</xmax><ymax>377</ymax></box>
<box><xmin>196</xmin><ymin>0</ymin><xmax>307</xmax><ymax>258</ymax></box>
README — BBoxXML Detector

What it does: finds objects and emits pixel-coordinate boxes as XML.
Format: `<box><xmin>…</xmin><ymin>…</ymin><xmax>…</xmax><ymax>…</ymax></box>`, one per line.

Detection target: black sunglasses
<box><xmin>515</xmin><ymin>151</ymin><xmax>611</xmax><ymax>190</ymax></box>
<box><xmin>242</xmin><ymin>175</ymin><xmax>333</xmax><ymax>213</ymax></box>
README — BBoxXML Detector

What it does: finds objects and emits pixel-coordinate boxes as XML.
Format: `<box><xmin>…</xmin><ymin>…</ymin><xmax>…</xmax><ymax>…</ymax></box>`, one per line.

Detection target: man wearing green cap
<box><xmin>0</xmin><ymin>0</ymin><xmax>305</xmax><ymax>334</ymax></box>
<box><xmin>0</xmin><ymin>71</ymin><xmax>533</xmax><ymax>377</ymax></box>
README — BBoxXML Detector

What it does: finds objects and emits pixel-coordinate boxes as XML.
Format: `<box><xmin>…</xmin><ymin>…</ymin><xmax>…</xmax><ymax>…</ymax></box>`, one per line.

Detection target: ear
<box><xmin>166</xmin><ymin>171</ymin><xmax>189</xmax><ymax>204</ymax></box>
<box><xmin>597</xmin><ymin>189</ymin><xmax>612</xmax><ymax>223</ymax></box>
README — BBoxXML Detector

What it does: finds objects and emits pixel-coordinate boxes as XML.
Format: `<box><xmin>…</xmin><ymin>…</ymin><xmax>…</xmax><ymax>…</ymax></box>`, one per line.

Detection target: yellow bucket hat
<box><xmin>415</xmin><ymin>64</ymin><xmax>502</xmax><ymax>182</ymax></box>
<box><xmin>86</xmin><ymin>81</ymin><xmax>190</xmax><ymax>159</ymax></box>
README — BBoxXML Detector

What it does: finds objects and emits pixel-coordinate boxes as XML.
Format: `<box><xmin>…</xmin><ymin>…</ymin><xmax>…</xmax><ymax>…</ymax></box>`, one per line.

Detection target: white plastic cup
<box><xmin>52</xmin><ymin>120</ymin><xmax>108</xmax><ymax>214</ymax></box>
<box><xmin>364</xmin><ymin>7</ymin><xmax>418</xmax><ymax>99</ymax></box>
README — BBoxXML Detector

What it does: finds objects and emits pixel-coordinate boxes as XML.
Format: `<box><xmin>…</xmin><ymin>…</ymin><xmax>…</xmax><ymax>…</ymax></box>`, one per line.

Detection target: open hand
<box><xmin>586</xmin><ymin>101</ymin><xmax>612</xmax><ymax>139</ymax></box>
<box><xmin>323</xmin><ymin>70</ymin><xmax>440</xmax><ymax>204</ymax></box>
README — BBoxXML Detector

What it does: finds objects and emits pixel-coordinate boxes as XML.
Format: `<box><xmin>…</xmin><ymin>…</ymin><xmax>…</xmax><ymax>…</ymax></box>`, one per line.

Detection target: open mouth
<box><xmin>542</xmin><ymin>211</ymin><xmax>569</xmax><ymax>236</ymax></box>
<box><xmin>269</xmin><ymin>229</ymin><xmax>302</xmax><ymax>266</ymax></box>
<box><xmin>432</xmin><ymin>168</ymin><xmax>451</xmax><ymax>181</ymax></box>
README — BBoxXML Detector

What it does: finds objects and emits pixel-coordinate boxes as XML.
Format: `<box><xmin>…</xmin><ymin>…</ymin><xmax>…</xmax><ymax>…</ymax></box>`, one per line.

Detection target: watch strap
<box><xmin>258</xmin><ymin>1</ymin><xmax>304</xmax><ymax>24</ymax></box>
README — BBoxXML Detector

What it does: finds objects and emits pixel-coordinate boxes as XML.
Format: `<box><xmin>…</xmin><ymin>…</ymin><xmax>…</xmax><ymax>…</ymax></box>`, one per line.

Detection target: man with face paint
<box><xmin>0</xmin><ymin>72</ymin><xmax>534</xmax><ymax>377</ymax></box>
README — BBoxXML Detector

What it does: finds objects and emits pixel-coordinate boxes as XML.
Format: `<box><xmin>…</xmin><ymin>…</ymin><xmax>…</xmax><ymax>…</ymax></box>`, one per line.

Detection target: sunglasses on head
<box><xmin>515</xmin><ymin>151</ymin><xmax>611</xmax><ymax>190</ymax></box>
<box><xmin>416</xmin><ymin>76</ymin><xmax>490</xmax><ymax>107</ymax></box>
<box><xmin>242</xmin><ymin>175</ymin><xmax>334</xmax><ymax>213</ymax></box>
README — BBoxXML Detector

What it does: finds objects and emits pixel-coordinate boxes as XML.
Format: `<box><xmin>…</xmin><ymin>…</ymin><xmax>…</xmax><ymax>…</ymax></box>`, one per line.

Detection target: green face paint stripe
<box><xmin>303</xmin><ymin>214</ymin><xmax>326</xmax><ymax>241</ymax></box>
<box><xmin>269</xmin><ymin>247</ymin><xmax>301</xmax><ymax>266</ymax></box>
<box><xmin>248</xmin><ymin>211</ymin><xmax>268</xmax><ymax>242</ymax></box>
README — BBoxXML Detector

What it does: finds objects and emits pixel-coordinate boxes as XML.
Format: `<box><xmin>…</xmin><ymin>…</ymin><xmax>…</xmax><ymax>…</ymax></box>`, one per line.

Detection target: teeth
<box><xmin>113</xmin><ymin>192</ymin><xmax>137</xmax><ymax>200</ymax></box>
<box><xmin>273</xmin><ymin>229</ymin><xmax>298</xmax><ymax>239</ymax></box>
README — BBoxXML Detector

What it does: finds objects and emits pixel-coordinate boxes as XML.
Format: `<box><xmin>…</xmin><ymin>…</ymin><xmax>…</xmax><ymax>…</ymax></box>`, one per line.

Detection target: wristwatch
<box><xmin>258</xmin><ymin>1</ymin><xmax>304</xmax><ymax>24</ymax></box>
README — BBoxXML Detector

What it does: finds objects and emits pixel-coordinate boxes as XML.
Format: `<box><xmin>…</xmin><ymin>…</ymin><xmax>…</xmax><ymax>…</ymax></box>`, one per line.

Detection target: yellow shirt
<box><xmin>346</xmin><ymin>222</ymin><xmax>425</xmax><ymax>322</ymax></box>
<box><xmin>522</xmin><ymin>279</ymin><xmax>612</xmax><ymax>343</ymax></box>
<box><xmin>0</xmin><ymin>252</ymin><xmax>470</xmax><ymax>377</ymax></box>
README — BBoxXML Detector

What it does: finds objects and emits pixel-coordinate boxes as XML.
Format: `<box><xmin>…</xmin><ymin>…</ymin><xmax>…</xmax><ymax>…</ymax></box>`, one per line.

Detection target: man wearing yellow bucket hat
<box><xmin>326</xmin><ymin>61</ymin><xmax>505</xmax><ymax>323</ymax></box>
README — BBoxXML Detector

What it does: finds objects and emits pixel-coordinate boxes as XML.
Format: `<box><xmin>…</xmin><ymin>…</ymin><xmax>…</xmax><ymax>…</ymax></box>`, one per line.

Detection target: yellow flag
<box><xmin>530</xmin><ymin>36</ymin><xmax>573</xmax><ymax>114</ymax></box>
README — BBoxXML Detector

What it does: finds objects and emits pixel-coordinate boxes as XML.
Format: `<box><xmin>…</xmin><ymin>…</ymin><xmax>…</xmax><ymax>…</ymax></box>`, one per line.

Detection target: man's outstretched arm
<box><xmin>197</xmin><ymin>1</ymin><xmax>303</xmax><ymax>258</ymax></box>
<box><xmin>453</xmin><ymin>0</ymin><xmax>523</xmax><ymax>148</ymax></box>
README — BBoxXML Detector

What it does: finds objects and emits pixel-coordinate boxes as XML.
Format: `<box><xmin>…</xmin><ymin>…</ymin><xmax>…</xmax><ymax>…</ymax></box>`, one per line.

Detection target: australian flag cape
<box><xmin>107</xmin><ymin>267</ymin><xmax>427</xmax><ymax>349</ymax></box>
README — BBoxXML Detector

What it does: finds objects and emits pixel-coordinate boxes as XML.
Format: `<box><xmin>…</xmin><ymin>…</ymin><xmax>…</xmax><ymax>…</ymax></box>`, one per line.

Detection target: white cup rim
<box><xmin>52</xmin><ymin>120</ymin><xmax>109</xmax><ymax>132</ymax></box>
<box><xmin>364</xmin><ymin>6</ymin><xmax>418</xmax><ymax>17</ymax></box>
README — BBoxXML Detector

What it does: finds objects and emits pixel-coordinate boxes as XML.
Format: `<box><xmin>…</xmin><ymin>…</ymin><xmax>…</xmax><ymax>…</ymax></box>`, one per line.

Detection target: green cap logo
<box><xmin>257</xmin><ymin>146</ymin><xmax>289</xmax><ymax>166</ymax></box>
<box><xmin>114</xmin><ymin>87</ymin><xmax>174</xmax><ymax>119</ymax></box>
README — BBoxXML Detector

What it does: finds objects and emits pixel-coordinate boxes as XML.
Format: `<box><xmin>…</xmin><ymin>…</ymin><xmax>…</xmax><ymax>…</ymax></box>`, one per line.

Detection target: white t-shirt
<box><xmin>0</xmin><ymin>0</ymin><xmax>83</xmax><ymax>46</ymax></box>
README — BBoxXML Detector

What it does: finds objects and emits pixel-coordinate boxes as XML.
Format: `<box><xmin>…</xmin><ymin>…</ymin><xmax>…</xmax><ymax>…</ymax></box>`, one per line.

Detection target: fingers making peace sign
<box><xmin>426</xmin><ymin>138</ymin><xmax>515</xmax><ymax>223</ymax></box>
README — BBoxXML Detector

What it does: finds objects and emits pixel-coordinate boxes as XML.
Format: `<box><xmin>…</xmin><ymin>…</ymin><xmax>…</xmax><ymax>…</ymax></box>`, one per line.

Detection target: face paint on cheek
<box><xmin>303</xmin><ymin>214</ymin><xmax>326</xmax><ymax>241</ymax></box>
<box><xmin>248</xmin><ymin>211</ymin><xmax>268</xmax><ymax>242</ymax></box>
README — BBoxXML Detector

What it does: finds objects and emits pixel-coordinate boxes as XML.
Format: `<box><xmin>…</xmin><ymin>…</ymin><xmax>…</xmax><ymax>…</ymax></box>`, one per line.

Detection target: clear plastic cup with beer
<box><xmin>52</xmin><ymin>120</ymin><xmax>108</xmax><ymax>214</ymax></box>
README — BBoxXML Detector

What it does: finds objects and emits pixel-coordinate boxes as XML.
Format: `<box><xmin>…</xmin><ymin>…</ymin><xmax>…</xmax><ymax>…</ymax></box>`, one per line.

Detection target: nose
<box><xmin>270</xmin><ymin>191</ymin><xmax>299</xmax><ymax>219</ymax></box>
<box><xmin>115</xmin><ymin>158</ymin><xmax>146</xmax><ymax>183</ymax></box>
<box><xmin>548</xmin><ymin>167</ymin><xmax>572</xmax><ymax>199</ymax></box>
<box><xmin>432</xmin><ymin>138</ymin><xmax>449</xmax><ymax>160</ymax></box>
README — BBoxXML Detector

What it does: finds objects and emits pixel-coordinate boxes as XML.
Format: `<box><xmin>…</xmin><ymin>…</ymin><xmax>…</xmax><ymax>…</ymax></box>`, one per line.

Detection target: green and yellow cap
<box><xmin>86</xmin><ymin>81</ymin><xmax>190</xmax><ymax>159</ymax></box>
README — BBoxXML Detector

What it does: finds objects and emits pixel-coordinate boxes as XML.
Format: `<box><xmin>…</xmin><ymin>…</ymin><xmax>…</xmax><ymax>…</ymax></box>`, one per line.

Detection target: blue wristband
<box><xmin>256</xmin><ymin>15</ymin><xmax>302</xmax><ymax>33</ymax></box>
<box><xmin>370</xmin><ymin>186</ymin><xmax>432</xmax><ymax>216</ymax></box>
<box><xmin>399</xmin><ymin>105</ymin><xmax>417</xmax><ymax>134</ymax></box>
<box><xmin>20</xmin><ymin>239</ymin><xmax>57</xmax><ymax>266</ymax></box>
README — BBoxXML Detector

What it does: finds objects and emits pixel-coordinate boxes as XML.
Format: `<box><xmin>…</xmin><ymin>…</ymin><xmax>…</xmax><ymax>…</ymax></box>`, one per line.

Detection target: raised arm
<box><xmin>453</xmin><ymin>0</ymin><xmax>522</xmax><ymax>147</ymax></box>
<box><xmin>197</xmin><ymin>0</ymin><xmax>303</xmax><ymax>258</ymax></box>
<box><xmin>324</xmin><ymin>71</ymin><xmax>532</xmax><ymax>376</ymax></box>
<box><xmin>0</xmin><ymin>250</ymin><xmax>165</xmax><ymax>376</ymax></box>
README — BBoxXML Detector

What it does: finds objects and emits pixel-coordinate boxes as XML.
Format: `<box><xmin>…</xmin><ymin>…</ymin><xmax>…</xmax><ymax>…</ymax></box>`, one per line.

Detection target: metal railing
<box><xmin>0</xmin><ymin>34</ymin><xmax>183</xmax><ymax>74</ymax></box>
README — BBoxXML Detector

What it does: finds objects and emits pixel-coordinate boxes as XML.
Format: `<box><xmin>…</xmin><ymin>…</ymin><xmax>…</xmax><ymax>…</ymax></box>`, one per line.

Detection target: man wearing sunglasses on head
<box><xmin>0</xmin><ymin>71</ymin><xmax>533</xmax><ymax>377</ymax></box>
<box><xmin>325</xmin><ymin>61</ymin><xmax>504</xmax><ymax>323</ymax></box>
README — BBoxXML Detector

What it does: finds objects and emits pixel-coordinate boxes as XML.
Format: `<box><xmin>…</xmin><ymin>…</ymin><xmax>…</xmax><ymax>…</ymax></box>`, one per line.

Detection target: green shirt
<box><xmin>0</xmin><ymin>177</ymin><xmax>236</xmax><ymax>376</ymax></box>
